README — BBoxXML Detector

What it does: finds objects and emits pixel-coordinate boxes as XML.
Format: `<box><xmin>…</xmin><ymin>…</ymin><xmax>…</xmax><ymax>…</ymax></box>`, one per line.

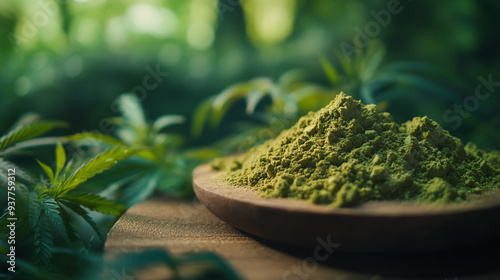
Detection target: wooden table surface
<box><xmin>105</xmin><ymin>195</ymin><xmax>500</xmax><ymax>280</ymax></box>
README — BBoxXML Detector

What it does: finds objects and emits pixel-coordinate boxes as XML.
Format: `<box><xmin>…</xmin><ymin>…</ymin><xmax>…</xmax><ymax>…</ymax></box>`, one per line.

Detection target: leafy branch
<box><xmin>0</xmin><ymin>114</ymin><xmax>67</xmax><ymax>184</ymax></box>
<box><xmin>66</xmin><ymin>93</ymin><xmax>219</xmax><ymax>207</ymax></box>
<box><xmin>191</xmin><ymin>40</ymin><xmax>463</xmax><ymax>153</ymax></box>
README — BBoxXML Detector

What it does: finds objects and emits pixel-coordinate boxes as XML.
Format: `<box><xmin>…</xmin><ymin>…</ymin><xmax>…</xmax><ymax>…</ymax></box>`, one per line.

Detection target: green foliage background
<box><xmin>1</xmin><ymin>0</ymin><xmax>500</xmax><ymax>279</ymax></box>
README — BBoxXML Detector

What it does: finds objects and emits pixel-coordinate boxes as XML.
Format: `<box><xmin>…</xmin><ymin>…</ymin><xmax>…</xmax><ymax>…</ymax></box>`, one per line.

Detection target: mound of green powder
<box><xmin>211</xmin><ymin>92</ymin><xmax>500</xmax><ymax>207</ymax></box>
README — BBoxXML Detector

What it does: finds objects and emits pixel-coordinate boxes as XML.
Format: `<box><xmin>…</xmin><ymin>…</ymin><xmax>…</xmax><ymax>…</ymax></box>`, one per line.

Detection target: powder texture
<box><xmin>212</xmin><ymin>93</ymin><xmax>500</xmax><ymax>207</ymax></box>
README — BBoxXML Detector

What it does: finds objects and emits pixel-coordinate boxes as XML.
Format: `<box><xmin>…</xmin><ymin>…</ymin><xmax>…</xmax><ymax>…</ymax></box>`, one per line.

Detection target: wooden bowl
<box><xmin>193</xmin><ymin>164</ymin><xmax>500</xmax><ymax>253</ymax></box>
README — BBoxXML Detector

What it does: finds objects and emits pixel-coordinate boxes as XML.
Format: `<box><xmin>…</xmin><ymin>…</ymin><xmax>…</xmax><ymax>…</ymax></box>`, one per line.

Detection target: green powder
<box><xmin>211</xmin><ymin>93</ymin><xmax>500</xmax><ymax>207</ymax></box>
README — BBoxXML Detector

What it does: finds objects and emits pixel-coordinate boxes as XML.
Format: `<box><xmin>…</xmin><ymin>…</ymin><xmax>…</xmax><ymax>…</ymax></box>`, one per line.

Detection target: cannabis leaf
<box><xmin>191</xmin><ymin>71</ymin><xmax>334</xmax><ymax>152</ymax></box>
<box><xmin>0</xmin><ymin>120</ymin><xmax>67</xmax><ymax>151</ymax></box>
<box><xmin>191</xmin><ymin>72</ymin><xmax>333</xmax><ymax>139</ymax></box>
<box><xmin>320</xmin><ymin>39</ymin><xmax>462</xmax><ymax>105</ymax></box>
<box><xmin>0</xmin><ymin>114</ymin><xmax>66</xmax><ymax>184</ymax></box>
<box><xmin>57</xmin><ymin>147</ymin><xmax>136</xmax><ymax>197</ymax></box>
<box><xmin>192</xmin><ymin>40</ymin><xmax>464</xmax><ymax>154</ymax></box>
<box><xmin>66</xmin><ymin>93</ymin><xmax>214</xmax><ymax>207</ymax></box>
<box><xmin>0</xmin><ymin>143</ymin><xmax>135</xmax><ymax>269</ymax></box>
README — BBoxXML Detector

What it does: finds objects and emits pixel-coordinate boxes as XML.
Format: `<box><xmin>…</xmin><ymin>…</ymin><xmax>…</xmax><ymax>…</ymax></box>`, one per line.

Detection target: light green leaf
<box><xmin>66</xmin><ymin>132</ymin><xmax>127</xmax><ymax>147</ymax></box>
<box><xmin>182</xmin><ymin>147</ymin><xmax>221</xmax><ymax>161</ymax></box>
<box><xmin>320</xmin><ymin>55</ymin><xmax>340</xmax><ymax>85</ymax></box>
<box><xmin>117</xmin><ymin>94</ymin><xmax>147</xmax><ymax>129</ymax></box>
<box><xmin>0</xmin><ymin>120</ymin><xmax>67</xmax><ymax>151</ymax></box>
<box><xmin>61</xmin><ymin>192</ymin><xmax>124</xmax><ymax>215</ymax></box>
<box><xmin>0</xmin><ymin>183</ymin><xmax>31</xmax><ymax>240</ymax></box>
<box><xmin>8</xmin><ymin>113</ymin><xmax>42</xmax><ymax>130</ymax></box>
<box><xmin>57</xmin><ymin>148</ymin><xmax>136</xmax><ymax>197</ymax></box>
<box><xmin>383</xmin><ymin>61</ymin><xmax>439</xmax><ymax>75</ymax></box>
<box><xmin>154</xmin><ymin>133</ymin><xmax>184</xmax><ymax>149</ymax></box>
<box><xmin>246</xmin><ymin>89</ymin><xmax>268</xmax><ymax>114</ymax></box>
<box><xmin>99</xmin><ymin>173</ymin><xmax>140</xmax><ymax>197</ymax></box>
<box><xmin>55</xmin><ymin>142</ymin><xmax>66</xmax><ymax>178</ymax></box>
<box><xmin>278</xmin><ymin>69</ymin><xmax>307</xmax><ymax>89</ymax></box>
<box><xmin>153</xmin><ymin>115</ymin><xmax>185</xmax><ymax>133</ymax></box>
<box><xmin>210</xmin><ymin>83</ymin><xmax>254</xmax><ymax>128</ymax></box>
<box><xmin>191</xmin><ymin>97</ymin><xmax>215</xmax><ymax>138</ymax></box>
<box><xmin>115</xmin><ymin>128</ymin><xmax>137</xmax><ymax>146</ymax></box>
<box><xmin>290</xmin><ymin>85</ymin><xmax>333</xmax><ymax>112</ymax></box>
<box><xmin>37</xmin><ymin>160</ymin><xmax>54</xmax><ymax>181</ymax></box>
<box><xmin>0</xmin><ymin>136</ymin><xmax>64</xmax><ymax>156</ymax></box>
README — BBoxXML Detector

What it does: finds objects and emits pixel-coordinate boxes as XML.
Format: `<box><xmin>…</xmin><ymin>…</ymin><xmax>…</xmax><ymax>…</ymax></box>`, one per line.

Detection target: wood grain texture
<box><xmin>193</xmin><ymin>164</ymin><xmax>500</xmax><ymax>253</ymax></box>
<box><xmin>105</xmin><ymin>195</ymin><xmax>500</xmax><ymax>280</ymax></box>
<box><xmin>104</xmin><ymin>196</ymin><xmax>347</xmax><ymax>280</ymax></box>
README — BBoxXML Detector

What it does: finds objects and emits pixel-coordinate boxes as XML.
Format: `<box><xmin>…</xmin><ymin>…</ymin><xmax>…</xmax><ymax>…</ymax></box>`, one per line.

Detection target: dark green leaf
<box><xmin>383</xmin><ymin>61</ymin><xmax>440</xmax><ymax>75</ymax></box>
<box><xmin>182</xmin><ymin>147</ymin><xmax>221</xmax><ymax>161</ymax></box>
<box><xmin>178</xmin><ymin>252</ymin><xmax>244</xmax><ymax>280</ymax></box>
<box><xmin>320</xmin><ymin>55</ymin><xmax>340</xmax><ymax>85</ymax></box>
<box><xmin>0</xmin><ymin>158</ymin><xmax>37</xmax><ymax>183</ymax></box>
<box><xmin>60</xmin><ymin>201</ymin><xmax>104</xmax><ymax>242</ymax></box>
<box><xmin>42</xmin><ymin>197</ymin><xmax>71</xmax><ymax>244</ymax></box>
<box><xmin>29</xmin><ymin>192</ymin><xmax>41</xmax><ymax>229</ymax></box>
<box><xmin>0</xmin><ymin>213</ymin><xmax>9</xmax><ymax>239</ymax></box>
<box><xmin>0</xmin><ymin>120</ymin><xmax>67</xmax><ymax>151</ymax></box>
<box><xmin>34</xmin><ymin>214</ymin><xmax>54</xmax><ymax>269</ymax></box>
<box><xmin>191</xmin><ymin>97</ymin><xmax>215</xmax><ymax>138</ymax></box>
<box><xmin>61</xmin><ymin>192</ymin><xmax>124</xmax><ymax>215</ymax></box>
<box><xmin>360</xmin><ymin>84</ymin><xmax>376</xmax><ymax>104</ymax></box>
<box><xmin>373</xmin><ymin>73</ymin><xmax>462</xmax><ymax>103</ymax></box>
<box><xmin>334</xmin><ymin>49</ymin><xmax>353</xmax><ymax>78</ymax></box>
<box><xmin>121</xmin><ymin>174</ymin><xmax>158</xmax><ymax>207</ymax></box>
<box><xmin>57</xmin><ymin>204</ymin><xmax>84</xmax><ymax>246</ymax></box>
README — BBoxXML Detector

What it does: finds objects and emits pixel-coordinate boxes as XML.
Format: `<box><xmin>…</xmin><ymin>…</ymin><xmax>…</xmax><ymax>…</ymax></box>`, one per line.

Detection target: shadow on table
<box><xmin>251</xmin><ymin>233</ymin><xmax>500</xmax><ymax>279</ymax></box>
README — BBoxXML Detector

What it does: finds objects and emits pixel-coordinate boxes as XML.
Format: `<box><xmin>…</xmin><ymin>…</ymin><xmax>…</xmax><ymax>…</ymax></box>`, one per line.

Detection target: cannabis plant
<box><xmin>67</xmin><ymin>93</ymin><xmax>216</xmax><ymax>207</ymax></box>
<box><xmin>0</xmin><ymin>115</ymin><xmax>67</xmax><ymax>247</ymax></box>
<box><xmin>320</xmin><ymin>40</ymin><xmax>462</xmax><ymax>105</ymax></box>
<box><xmin>1</xmin><ymin>142</ymin><xmax>134</xmax><ymax>269</ymax></box>
<box><xmin>0</xmin><ymin>114</ymin><xmax>67</xmax><ymax>184</ymax></box>
<box><xmin>191</xmin><ymin>70</ymin><xmax>335</xmax><ymax>152</ymax></box>
<box><xmin>192</xmin><ymin>40</ymin><xmax>462</xmax><ymax>153</ymax></box>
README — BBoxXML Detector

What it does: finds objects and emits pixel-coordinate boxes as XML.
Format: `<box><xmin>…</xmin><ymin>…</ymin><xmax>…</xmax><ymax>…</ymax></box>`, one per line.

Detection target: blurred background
<box><xmin>2</xmin><ymin>1</ymin><xmax>500</xmax><ymax>278</ymax></box>
<box><xmin>1</xmin><ymin>0</ymin><xmax>500</xmax><ymax>149</ymax></box>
